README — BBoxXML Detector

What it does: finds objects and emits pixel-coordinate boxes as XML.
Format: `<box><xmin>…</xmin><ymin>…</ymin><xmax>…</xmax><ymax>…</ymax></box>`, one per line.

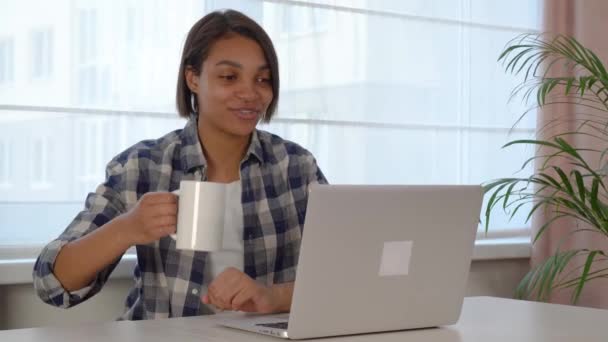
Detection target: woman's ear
<box><xmin>185</xmin><ymin>66</ymin><xmax>200</xmax><ymax>93</ymax></box>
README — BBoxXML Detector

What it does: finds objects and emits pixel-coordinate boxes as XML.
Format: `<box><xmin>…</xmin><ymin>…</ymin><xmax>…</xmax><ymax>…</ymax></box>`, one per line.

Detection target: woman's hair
<box><xmin>176</xmin><ymin>9</ymin><xmax>279</xmax><ymax>122</ymax></box>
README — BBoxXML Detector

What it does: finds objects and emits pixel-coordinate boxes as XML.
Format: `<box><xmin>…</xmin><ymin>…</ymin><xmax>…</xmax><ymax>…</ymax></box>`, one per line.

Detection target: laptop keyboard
<box><xmin>256</xmin><ymin>322</ymin><xmax>289</xmax><ymax>330</ymax></box>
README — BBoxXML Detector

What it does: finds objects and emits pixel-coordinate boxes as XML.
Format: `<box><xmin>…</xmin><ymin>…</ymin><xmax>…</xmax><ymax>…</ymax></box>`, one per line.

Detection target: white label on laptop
<box><xmin>379</xmin><ymin>241</ymin><xmax>413</xmax><ymax>276</ymax></box>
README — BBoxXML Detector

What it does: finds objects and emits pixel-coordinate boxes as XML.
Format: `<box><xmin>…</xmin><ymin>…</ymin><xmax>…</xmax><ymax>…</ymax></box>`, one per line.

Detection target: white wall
<box><xmin>0</xmin><ymin>258</ymin><xmax>529</xmax><ymax>330</ymax></box>
<box><xmin>0</xmin><ymin>279</ymin><xmax>132</xmax><ymax>330</ymax></box>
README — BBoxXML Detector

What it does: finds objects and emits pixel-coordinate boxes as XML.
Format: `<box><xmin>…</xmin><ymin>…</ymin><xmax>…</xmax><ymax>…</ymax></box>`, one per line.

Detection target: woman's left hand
<box><xmin>202</xmin><ymin>267</ymin><xmax>292</xmax><ymax>313</ymax></box>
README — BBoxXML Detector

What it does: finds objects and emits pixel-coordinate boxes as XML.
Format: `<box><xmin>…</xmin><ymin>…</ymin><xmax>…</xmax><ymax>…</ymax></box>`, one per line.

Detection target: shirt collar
<box><xmin>245</xmin><ymin>129</ymin><xmax>264</xmax><ymax>165</ymax></box>
<box><xmin>179</xmin><ymin>116</ymin><xmax>264</xmax><ymax>173</ymax></box>
<box><xmin>179</xmin><ymin>116</ymin><xmax>206</xmax><ymax>173</ymax></box>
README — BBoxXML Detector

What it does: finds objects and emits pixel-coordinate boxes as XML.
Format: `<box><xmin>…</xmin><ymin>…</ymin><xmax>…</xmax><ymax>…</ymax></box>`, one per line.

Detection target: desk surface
<box><xmin>2</xmin><ymin>296</ymin><xmax>607</xmax><ymax>341</ymax></box>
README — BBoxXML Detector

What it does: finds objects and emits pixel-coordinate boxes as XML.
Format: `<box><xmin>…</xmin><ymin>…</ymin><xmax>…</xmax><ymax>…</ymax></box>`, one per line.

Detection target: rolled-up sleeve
<box><xmin>33</xmin><ymin>159</ymin><xmax>128</xmax><ymax>308</ymax></box>
<box><xmin>309</xmin><ymin>156</ymin><xmax>328</xmax><ymax>185</ymax></box>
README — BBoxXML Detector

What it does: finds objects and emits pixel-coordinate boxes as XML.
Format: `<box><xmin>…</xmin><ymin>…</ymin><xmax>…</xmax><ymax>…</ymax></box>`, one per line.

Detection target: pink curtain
<box><xmin>532</xmin><ymin>0</ymin><xmax>608</xmax><ymax>308</ymax></box>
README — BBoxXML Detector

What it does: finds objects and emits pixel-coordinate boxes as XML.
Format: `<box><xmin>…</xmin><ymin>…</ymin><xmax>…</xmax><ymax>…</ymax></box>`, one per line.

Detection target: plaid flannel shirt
<box><xmin>33</xmin><ymin>117</ymin><xmax>327</xmax><ymax>320</ymax></box>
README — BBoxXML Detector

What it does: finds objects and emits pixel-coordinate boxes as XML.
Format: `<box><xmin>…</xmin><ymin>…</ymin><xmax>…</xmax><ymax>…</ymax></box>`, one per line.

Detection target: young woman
<box><xmin>33</xmin><ymin>9</ymin><xmax>327</xmax><ymax>320</ymax></box>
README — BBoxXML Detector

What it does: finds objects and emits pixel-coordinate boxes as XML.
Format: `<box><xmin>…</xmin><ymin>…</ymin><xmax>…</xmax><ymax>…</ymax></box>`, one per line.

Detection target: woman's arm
<box><xmin>33</xmin><ymin>155</ymin><xmax>178</xmax><ymax>308</ymax></box>
<box><xmin>52</xmin><ymin>215</ymin><xmax>132</xmax><ymax>292</ymax></box>
<box><xmin>53</xmin><ymin>192</ymin><xmax>178</xmax><ymax>292</ymax></box>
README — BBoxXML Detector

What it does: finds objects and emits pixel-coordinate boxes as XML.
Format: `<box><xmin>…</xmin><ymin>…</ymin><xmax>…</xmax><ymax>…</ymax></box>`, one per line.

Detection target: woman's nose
<box><xmin>235</xmin><ymin>82</ymin><xmax>260</xmax><ymax>101</ymax></box>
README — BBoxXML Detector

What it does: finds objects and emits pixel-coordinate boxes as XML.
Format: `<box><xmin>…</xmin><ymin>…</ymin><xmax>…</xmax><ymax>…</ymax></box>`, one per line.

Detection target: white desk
<box><xmin>1</xmin><ymin>297</ymin><xmax>606</xmax><ymax>341</ymax></box>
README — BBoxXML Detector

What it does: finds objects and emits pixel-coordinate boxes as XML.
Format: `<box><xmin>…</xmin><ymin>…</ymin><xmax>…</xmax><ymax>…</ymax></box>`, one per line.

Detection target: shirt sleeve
<box><xmin>32</xmin><ymin>158</ymin><xmax>128</xmax><ymax>308</ymax></box>
<box><xmin>307</xmin><ymin>154</ymin><xmax>329</xmax><ymax>186</ymax></box>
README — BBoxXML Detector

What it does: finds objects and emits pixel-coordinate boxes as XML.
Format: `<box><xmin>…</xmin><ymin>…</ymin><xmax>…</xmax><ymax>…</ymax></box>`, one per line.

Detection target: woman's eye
<box><xmin>220</xmin><ymin>75</ymin><xmax>237</xmax><ymax>81</ymax></box>
<box><xmin>257</xmin><ymin>77</ymin><xmax>271</xmax><ymax>84</ymax></box>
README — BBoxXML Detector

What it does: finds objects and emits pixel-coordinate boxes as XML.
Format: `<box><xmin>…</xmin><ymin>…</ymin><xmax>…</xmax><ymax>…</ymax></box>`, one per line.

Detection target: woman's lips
<box><xmin>230</xmin><ymin>108</ymin><xmax>260</xmax><ymax>120</ymax></box>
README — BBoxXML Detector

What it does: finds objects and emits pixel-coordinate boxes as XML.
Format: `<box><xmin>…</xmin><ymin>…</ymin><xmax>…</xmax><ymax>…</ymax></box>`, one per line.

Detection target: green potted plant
<box><xmin>484</xmin><ymin>33</ymin><xmax>608</xmax><ymax>303</ymax></box>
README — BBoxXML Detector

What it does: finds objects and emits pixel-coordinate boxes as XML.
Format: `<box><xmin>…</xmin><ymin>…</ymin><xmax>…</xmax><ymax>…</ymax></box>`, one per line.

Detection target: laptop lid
<box><xmin>287</xmin><ymin>184</ymin><xmax>483</xmax><ymax>339</ymax></box>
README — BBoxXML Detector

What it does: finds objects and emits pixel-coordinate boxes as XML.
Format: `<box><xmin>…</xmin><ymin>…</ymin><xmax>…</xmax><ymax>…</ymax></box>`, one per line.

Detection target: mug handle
<box><xmin>170</xmin><ymin>189</ymin><xmax>179</xmax><ymax>240</ymax></box>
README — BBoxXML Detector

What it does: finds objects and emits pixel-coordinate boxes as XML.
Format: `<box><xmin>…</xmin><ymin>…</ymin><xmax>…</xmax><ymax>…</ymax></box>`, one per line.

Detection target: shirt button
<box><xmin>192</xmin><ymin>288</ymin><xmax>199</xmax><ymax>295</ymax></box>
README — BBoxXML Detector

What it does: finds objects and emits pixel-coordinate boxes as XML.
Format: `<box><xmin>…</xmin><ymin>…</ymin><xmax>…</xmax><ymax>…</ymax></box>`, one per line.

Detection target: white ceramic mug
<box><xmin>170</xmin><ymin>180</ymin><xmax>226</xmax><ymax>251</ymax></box>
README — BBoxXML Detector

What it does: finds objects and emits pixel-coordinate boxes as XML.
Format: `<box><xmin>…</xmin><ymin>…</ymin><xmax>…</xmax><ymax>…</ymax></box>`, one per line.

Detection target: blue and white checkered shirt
<box><xmin>33</xmin><ymin>117</ymin><xmax>327</xmax><ymax>320</ymax></box>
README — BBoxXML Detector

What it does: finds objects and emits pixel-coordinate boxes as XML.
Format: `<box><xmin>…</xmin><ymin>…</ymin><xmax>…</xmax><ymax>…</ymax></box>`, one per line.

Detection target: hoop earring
<box><xmin>190</xmin><ymin>93</ymin><xmax>198</xmax><ymax>114</ymax></box>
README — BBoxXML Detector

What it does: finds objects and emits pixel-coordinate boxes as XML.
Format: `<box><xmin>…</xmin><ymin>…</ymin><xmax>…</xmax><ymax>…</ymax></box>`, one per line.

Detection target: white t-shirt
<box><xmin>200</xmin><ymin>180</ymin><xmax>244</xmax><ymax>313</ymax></box>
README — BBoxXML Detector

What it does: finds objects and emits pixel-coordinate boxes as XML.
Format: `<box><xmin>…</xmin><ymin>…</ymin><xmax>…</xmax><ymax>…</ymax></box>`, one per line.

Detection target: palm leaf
<box><xmin>499</xmin><ymin>34</ymin><xmax>608</xmax><ymax>111</ymax></box>
<box><xmin>516</xmin><ymin>250</ymin><xmax>580</xmax><ymax>301</ymax></box>
<box><xmin>571</xmin><ymin>250</ymin><xmax>599</xmax><ymax>303</ymax></box>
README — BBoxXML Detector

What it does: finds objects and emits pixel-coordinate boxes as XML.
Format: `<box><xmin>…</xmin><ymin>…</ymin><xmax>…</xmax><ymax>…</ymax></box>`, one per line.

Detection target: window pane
<box><xmin>290</xmin><ymin>0</ymin><xmax>540</xmax><ymax>29</ymax></box>
<box><xmin>0</xmin><ymin>141</ymin><xmax>7</xmax><ymax>184</ymax></box>
<box><xmin>30</xmin><ymin>29</ymin><xmax>53</xmax><ymax>78</ymax></box>
<box><xmin>0</xmin><ymin>38</ymin><xmax>15</xmax><ymax>84</ymax></box>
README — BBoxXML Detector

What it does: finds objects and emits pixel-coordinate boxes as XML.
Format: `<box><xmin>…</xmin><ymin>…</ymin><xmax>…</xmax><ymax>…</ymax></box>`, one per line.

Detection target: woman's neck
<box><xmin>197</xmin><ymin>119</ymin><xmax>250</xmax><ymax>183</ymax></box>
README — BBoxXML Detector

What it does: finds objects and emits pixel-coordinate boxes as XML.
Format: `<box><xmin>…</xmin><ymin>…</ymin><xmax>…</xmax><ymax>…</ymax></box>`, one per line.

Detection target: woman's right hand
<box><xmin>118</xmin><ymin>192</ymin><xmax>178</xmax><ymax>246</ymax></box>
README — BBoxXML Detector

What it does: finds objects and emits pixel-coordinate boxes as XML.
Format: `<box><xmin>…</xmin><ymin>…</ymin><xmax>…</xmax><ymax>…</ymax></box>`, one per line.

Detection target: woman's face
<box><xmin>187</xmin><ymin>33</ymin><xmax>274</xmax><ymax>138</ymax></box>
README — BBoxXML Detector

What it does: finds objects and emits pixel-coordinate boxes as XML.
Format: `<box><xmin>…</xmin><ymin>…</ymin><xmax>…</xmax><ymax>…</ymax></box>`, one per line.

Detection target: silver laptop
<box><xmin>215</xmin><ymin>184</ymin><xmax>483</xmax><ymax>339</ymax></box>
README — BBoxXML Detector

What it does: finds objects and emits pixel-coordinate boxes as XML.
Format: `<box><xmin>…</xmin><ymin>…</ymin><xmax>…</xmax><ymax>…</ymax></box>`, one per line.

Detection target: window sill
<box><xmin>472</xmin><ymin>236</ymin><xmax>531</xmax><ymax>260</ymax></box>
<box><xmin>0</xmin><ymin>238</ymin><xmax>531</xmax><ymax>285</ymax></box>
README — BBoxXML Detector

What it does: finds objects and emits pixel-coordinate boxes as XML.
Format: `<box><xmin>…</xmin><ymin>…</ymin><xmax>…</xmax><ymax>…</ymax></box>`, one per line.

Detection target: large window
<box><xmin>0</xmin><ymin>0</ymin><xmax>541</xmax><ymax>249</ymax></box>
